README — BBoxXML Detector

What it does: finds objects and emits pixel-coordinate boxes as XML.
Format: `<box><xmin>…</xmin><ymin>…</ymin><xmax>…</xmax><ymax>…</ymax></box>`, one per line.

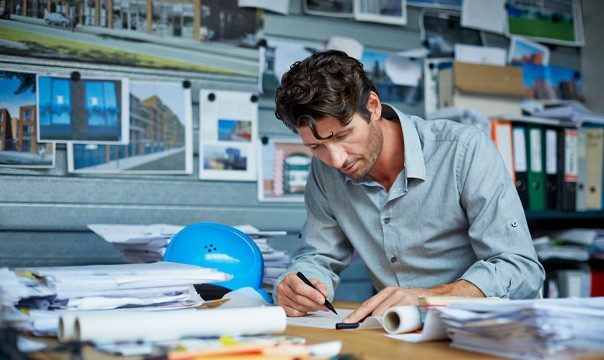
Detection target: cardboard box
<box><xmin>454</xmin><ymin>61</ymin><xmax>526</xmax><ymax>96</ymax></box>
<box><xmin>452</xmin><ymin>61</ymin><xmax>525</xmax><ymax>117</ymax></box>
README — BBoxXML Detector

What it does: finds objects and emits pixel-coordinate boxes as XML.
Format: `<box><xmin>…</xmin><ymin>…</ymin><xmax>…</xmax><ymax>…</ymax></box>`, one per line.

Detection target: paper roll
<box><xmin>382</xmin><ymin>306</ymin><xmax>422</xmax><ymax>334</ymax></box>
<box><xmin>59</xmin><ymin>306</ymin><xmax>286</xmax><ymax>343</ymax></box>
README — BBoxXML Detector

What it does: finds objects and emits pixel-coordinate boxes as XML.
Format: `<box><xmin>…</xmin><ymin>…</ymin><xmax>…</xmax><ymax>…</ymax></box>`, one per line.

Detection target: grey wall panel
<box><xmin>263</xmin><ymin>12</ymin><xmax>422</xmax><ymax>52</ymax></box>
<box><xmin>1</xmin><ymin>4</ymin><xmax>594</xmax><ymax>272</ymax></box>
<box><xmin>0</xmin><ymin>204</ymin><xmax>306</xmax><ymax>232</ymax></box>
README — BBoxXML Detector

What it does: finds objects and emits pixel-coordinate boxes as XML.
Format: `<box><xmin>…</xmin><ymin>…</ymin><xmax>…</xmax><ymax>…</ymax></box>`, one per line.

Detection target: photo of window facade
<box><xmin>0</xmin><ymin>70</ymin><xmax>54</xmax><ymax>167</ymax></box>
<box><xmin>70</xmin><ymin>81</ymin><xmax>191</xmax><ymax>173</ymax></box>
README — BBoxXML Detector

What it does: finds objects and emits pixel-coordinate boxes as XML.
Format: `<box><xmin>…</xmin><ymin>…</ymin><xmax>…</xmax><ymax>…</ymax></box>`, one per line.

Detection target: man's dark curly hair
<box><xmin>274</xmin><ymin>50</ymin><xmax>378</xmax><ymax>140</ymax></box>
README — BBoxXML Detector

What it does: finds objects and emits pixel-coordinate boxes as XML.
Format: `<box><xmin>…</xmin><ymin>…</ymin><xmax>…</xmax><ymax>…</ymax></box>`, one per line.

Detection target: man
<box><xmin>273</xmin><ymin>50</ymin><xmax>544</xmax><ymax>324</ymax></box>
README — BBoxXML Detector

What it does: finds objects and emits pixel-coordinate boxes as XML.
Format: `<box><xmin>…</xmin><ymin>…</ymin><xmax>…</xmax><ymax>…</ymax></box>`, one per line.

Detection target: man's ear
<box><xmin>367</xmin><ymin>91</ymin><xmax>382</xmax><ymax>120</ymax></box>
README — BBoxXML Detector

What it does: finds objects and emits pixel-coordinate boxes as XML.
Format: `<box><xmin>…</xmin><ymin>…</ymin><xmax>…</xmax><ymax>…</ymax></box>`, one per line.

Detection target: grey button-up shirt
<box><xmin>275</xmin><ymin>105</ymin><xmax>544</xmax><ymax>301</ymax></box>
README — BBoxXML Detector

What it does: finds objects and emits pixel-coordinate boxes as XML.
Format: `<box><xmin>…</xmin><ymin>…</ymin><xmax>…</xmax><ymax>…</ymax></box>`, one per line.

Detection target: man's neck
<box><xmin>369</xmin><ymin>119</ymin><xmax>405</xmax><ymax>192</ymax></box>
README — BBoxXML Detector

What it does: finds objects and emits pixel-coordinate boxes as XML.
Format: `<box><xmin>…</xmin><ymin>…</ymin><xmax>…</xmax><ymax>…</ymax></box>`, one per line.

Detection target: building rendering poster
<box><xmin>36</xmin><ymin>74</ymin><xmax>130</xmax><ymax>144</ymax></box>
<box><xmin>258</xmin><ymin>138</ymin><xmax>312</xmax><ymax>203</ymax></box>
<box><xmin>199</xmin><ymin>89</ymin><xmax>258</xmax><ymax>181</ymax></box>
<box><xmin>0</xmin><ymin>69</ymin><xmax>55</xmax><ymax>168</ymax></box>
<box><xmin>68</xmin><ymin>80</ymin><xmax>193</xmax><ymax>174</ymax></box>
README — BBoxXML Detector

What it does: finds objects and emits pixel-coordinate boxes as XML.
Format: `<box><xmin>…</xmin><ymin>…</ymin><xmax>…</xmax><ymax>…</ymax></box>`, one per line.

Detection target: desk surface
<box><xmin>29</xmin><ymin>301</ymin><xmax>503</xmax><ymax>360</ymax></box>
<box><xmin>283</xmin><ymin>325</ymin><xmax>501</xmax><ymax>360</ymax></box>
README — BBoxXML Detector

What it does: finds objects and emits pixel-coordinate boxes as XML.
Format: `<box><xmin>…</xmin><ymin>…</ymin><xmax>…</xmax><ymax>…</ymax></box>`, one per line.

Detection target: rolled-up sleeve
<box><xmin>457</xmin><ymin>129</ymin><xmax>545</xmax><ymax>298</ymax></box>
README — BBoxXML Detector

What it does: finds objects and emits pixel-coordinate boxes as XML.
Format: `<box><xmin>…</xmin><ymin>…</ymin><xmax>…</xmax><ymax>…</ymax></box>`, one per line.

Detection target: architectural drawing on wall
<box><xmin>362</xmin><ymin>50</ymin><xmax>422</xmax><ymax>105</ymax></box>
<box><xmin>353</xmin><ymin>0</ymin><xmax>406</xmax><ymax>25</ymax></box>
<box><xmin>303</xmin><ymin>0</ymin><xmax>353</xmax><ymax>17</ymax></box>
<box><xmin>0</xmin><ymin>69</ymin><xmax>55</xmax><ymax>168</ymax></box>
<box><xmin>3</xmin><ymin>0</ymin><xmax>259</xmax><ymax>43</ymax></box>
<box><xmin>259</xmin><ymin>39</ymin><xmax>321</xmax><ymax>94</ymax></box>
<box><xmin>36</xmin><ymin>74</ymin><xmax>130</xmax><ymax>144</ymax></box>
<box><xmin>508</xmin><ymin>36</ymin><xmax>550</xmax><ymax>65</ymax></box>
<box><xmin>0</xmin><ymin>1</ymin><xmax>257</xmax><ymax>76</ymax></box>
<box><xmin>199</xmin><ymin>89</ymin><xmax>258</xmax><ymax>181</ymax></box>
<box><xmin>258</xmin><ymin>138</ymin><xmax>312</xmax><ymax>202</ymax></box>
<box><xmin>505</xmin><ymin>0</ymin><xmax>584</xmax><ymax>46</ymax></box>
<box><xmin>517</xmin><ymin>63</ymin><xmax>583</xmax><ymax>102</ymax></box>
<box><xmin>419</xmin><ymin>9</ymin><xmax>484</xmax><ymax>58</ymax></box>
<box><xmin>67</xmin><ymin>80</ymin><xmax>193</xmax><ymax>174</ymax></box>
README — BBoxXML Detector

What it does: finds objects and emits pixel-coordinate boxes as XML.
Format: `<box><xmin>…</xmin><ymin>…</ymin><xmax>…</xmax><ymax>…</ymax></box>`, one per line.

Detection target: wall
<box><xmin>0</xmin><ymin>0</ymin><xmax>597</xmax><ymax>270</ymax></box>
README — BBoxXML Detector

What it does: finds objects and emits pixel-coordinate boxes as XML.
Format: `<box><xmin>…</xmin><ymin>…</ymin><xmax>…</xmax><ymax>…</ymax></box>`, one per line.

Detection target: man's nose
<box><xmin>326</xmin><ymin>144</ymin><xmax>347</xmax><ymax>169</ymax></box>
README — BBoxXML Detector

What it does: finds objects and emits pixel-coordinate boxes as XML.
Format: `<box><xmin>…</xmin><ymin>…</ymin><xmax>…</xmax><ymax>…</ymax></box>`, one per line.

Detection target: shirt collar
<box><xmin>346</xmin><ymin>104</ymin><xmax>426</xmax><ymax>184</ymax></box>
<box><xmin>383</xmin><ymin>104</ymin><xmax>426</xmax><ymax>181</ymax></box>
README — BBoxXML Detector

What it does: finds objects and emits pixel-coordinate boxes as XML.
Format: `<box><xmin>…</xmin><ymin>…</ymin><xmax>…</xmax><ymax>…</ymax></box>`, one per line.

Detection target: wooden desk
<box><xmin>283</xmin><ymin>324</ymin><xmax>501</xmax><ymax>360</ymax></box>
<box><xmin>28</xmin><ymin>300</ymin><xmax>501</xmax><ymax>360</ymax></box>
<box><xmin>28</xmin><ymin>327</ymin><xmax>501</xmax><ymax>360</ymax></box>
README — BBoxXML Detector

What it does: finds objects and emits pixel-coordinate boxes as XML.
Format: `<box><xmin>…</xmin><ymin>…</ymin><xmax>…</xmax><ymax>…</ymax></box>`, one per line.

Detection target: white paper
<box><xmin>461</xmin><ymin>0</ymin><xmax>506</xmax><ymax>34</ymax></box>
<box><xmin>199</xmin><ymin>89</ymin><xmax>259</xmax><ymax>181</ymax></box>
<box><xmin>384</xmin><ymin>54</ymin><xmax>422</xmax><ymax>86</ymax></box>
<box><xmin>454</xmin><ymin>44</ymin><xmax>506</xmax><ymax>66</ymax></box>
<box><xmin>325</xmin><ymin>36</ymin><xmax>364</xmax><ymax>60</ymax></box>
<box><xmin>87</xmin><ymin>223</ymin><xmax>184</xmax><ymax>243</ymax></box>
<box><xmin>238</xmin><ymin>0</ymin><xmax>289</xmax><ymax>15</ymax></box>
<box><xmin>59</xmin><ymin>306</ymin><xmax>286</xmax><ymax>342</ymax></box>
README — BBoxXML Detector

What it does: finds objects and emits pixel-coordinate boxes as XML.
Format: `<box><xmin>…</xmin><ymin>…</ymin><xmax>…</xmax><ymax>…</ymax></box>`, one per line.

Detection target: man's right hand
<box><xmin>276</xmin><ymin>272</ymin><xmax>331</xmax><ymax>316</ymax></box>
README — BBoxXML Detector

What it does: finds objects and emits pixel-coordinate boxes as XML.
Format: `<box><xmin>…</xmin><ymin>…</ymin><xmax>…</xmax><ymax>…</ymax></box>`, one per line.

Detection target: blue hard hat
<box><xmin>163</xmin><ymin>222</ymin><xmax>272</xmax><ymax>303</ymax></box>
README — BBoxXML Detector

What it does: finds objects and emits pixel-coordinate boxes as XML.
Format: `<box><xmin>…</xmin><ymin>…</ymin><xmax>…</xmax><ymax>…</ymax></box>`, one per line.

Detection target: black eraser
<box><xmin>336</xmin><ymin>322</ymin><xmax>360</xmax><ymax>330</ymax></box>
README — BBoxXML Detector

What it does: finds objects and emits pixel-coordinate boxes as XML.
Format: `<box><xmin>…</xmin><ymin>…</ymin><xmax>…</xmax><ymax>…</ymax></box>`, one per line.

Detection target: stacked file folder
<box><xmin>437</xmin><ymin>297</ymin><xmax>604</xmax><ymax>359</ymax></box>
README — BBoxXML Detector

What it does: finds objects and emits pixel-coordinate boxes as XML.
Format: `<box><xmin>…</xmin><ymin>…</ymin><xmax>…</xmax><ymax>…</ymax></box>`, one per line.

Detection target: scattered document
<box><xmin>287</xmin><ymin>306</ymin><xmax>447</xmax><ymax>342</ymax></box>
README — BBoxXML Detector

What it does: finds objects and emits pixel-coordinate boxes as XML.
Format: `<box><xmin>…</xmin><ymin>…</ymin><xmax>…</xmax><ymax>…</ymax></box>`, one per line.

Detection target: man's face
<box><xmin>297</xmin><ymin>113</ymin><xmax>383</xmax><ymax>180</ymax></box>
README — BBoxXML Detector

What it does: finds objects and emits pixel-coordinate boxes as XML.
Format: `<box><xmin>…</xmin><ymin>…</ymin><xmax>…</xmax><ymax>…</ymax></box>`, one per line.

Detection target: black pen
<box><xmin>296</xmin><ymin>271</ymin><xmax>338</xmax><ymax>316</ymax></box>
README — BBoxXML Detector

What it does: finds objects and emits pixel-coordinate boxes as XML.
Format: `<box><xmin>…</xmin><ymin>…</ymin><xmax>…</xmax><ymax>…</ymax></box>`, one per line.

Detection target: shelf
<box><xmin>525</xmin><ymin>210</ymin><xmax>604</xmax><ymax>220</ymax></box>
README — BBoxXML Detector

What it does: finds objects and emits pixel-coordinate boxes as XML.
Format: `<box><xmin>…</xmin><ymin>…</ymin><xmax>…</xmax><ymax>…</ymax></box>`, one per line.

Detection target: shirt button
<box><xmin>390</xmin><ymin>256</ymin><xmax>397</xmax><ymax>263</ymax></box>
<box><xmin>511</xmin><ymin>220</ymin><xmax>518</xmax><ymax>227</ymax></box>
<box><xmin>384</xmin><ymin>217</ymin><xmax>390</xmax><ymax>224</ymax></box>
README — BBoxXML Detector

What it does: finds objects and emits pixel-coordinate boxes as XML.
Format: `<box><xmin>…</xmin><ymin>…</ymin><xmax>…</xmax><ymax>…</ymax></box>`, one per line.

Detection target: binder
<box><xmin>526</xmin><ymin>124</ymin><xmax>546</xmax><ymax>211</ymax></box>
<box><xmin>491</xmin><ymin>119</ymin><xmax>515</xmax><ymax>183</ymax></box>
<box><xmin>585</xmin><ymin>126</ymin><xmax>604</xmax><ymax>210</ymax></box>
<box><xmin>560</xmin><ymin>128</ymin><xmax>578</xmax><ymax>211</ymax></box>
<box><xmin>512</xmin><ymin>124</ymin><xmax>529</xmax><ymax>208</ymax></box>
<box><xmin>544</xmin><ymin>126</ymin><xmax>560</xmax><ymax>210</ymax></box>
<box><xmin>575</xmin><ymin>128</ymin><xmax>587</xmax><ymax>211</ymax></box>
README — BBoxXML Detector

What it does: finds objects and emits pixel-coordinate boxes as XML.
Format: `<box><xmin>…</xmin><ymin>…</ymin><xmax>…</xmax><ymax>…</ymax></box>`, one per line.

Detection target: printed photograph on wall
<box><xmin>199</xmin><ymin>89</ymin><xmax>258</xmax><ymax>181</ymax></box>
<box><xmin>36</xmin><ymin>74</ymin><xmax>130</xmax><ymax>144</ymax></box>
<box><xmin>508</xmin><ymin>36</ymin><xmax>550</xmax><ymax>65</ymax></box>
<box><xmin>258</xmin><ymin>138</ymin><xmax>313</xmax><ymax>202</ymax></box>
<box><xmin>0</xmin><ymin>69</ymin><xmax>55</xmax><ymax>168</ymax></box>
<box><xmin>67</xmin><ymin>80</ymin><xmax>193</xmax><ymax>174</ymax></box>
<box><xmin>353</xmin><ymin>0</ymin><xmax>406</xmax><ymax>25</ymax></box>
<box><xmin>420</xmin><ymin>9</ymin><xmax>483</xmax><ymax>58</ymax></box>
<box><xmin>0</xmin><ymin>0</ymin><xmax>259</xmax><ymax>76</ymax></box>
<box><xmin>505</xmin><ymin>0</ymin><xmax>584</xmax><ymax>46</ymax></box>
<box><xmin>259</xmin><ymin>39</ymin><xmax>321</xmax><ymax>94</ymax></box>
<box><xmin>517</xmin><ymin>63</ymin><xmax>583</xmax><ymax>102</ymax></box>
<box><xmin>361</xmin><ymin>50</ymin><xmax>422</xmax><ymax>105</ymax></box>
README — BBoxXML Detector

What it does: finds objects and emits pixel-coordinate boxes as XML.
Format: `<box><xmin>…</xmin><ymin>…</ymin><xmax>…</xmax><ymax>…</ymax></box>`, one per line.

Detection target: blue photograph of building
<box><xmin>37</xmin><ymin>75</ymin><xmax>126</xmax><ymax>143</ymax></box>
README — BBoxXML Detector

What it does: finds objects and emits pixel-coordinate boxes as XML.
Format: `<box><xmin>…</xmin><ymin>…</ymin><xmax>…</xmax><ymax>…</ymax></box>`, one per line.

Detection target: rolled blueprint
<box><xmin>58</xmin><ymin>306</ymin><xmax>286</xmax><ymax>343</ymax></box>
<box><xmin>382</xmin><ymin>306</ymin><xmax>422</xmax><ymax>334</ymax></box>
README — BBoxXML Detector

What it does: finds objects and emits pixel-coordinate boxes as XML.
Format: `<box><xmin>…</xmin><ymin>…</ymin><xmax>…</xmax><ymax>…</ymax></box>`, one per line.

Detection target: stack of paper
<box><xmin>88</xmin><ymin>223</ymin><xmax>292</xmax><ymax>294</ymax></box>
<box><xmin>437</xmin><ymin>297</ymin><xmax>604</xmax><ymax>359</ymax></box>
<box><xmin>0</xmin><ymin>262</ymin><xmax>230</xmax><ymax>335</ymax></box>
<box><xmin>234</xmin><ymin>225</ymin><xmax>291</xmax><ymax>293</ymax></box>
<box><xmin>88</xmin><ymin>224</ymin><xmax>184</xmax><ymax>263</ymax></box>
